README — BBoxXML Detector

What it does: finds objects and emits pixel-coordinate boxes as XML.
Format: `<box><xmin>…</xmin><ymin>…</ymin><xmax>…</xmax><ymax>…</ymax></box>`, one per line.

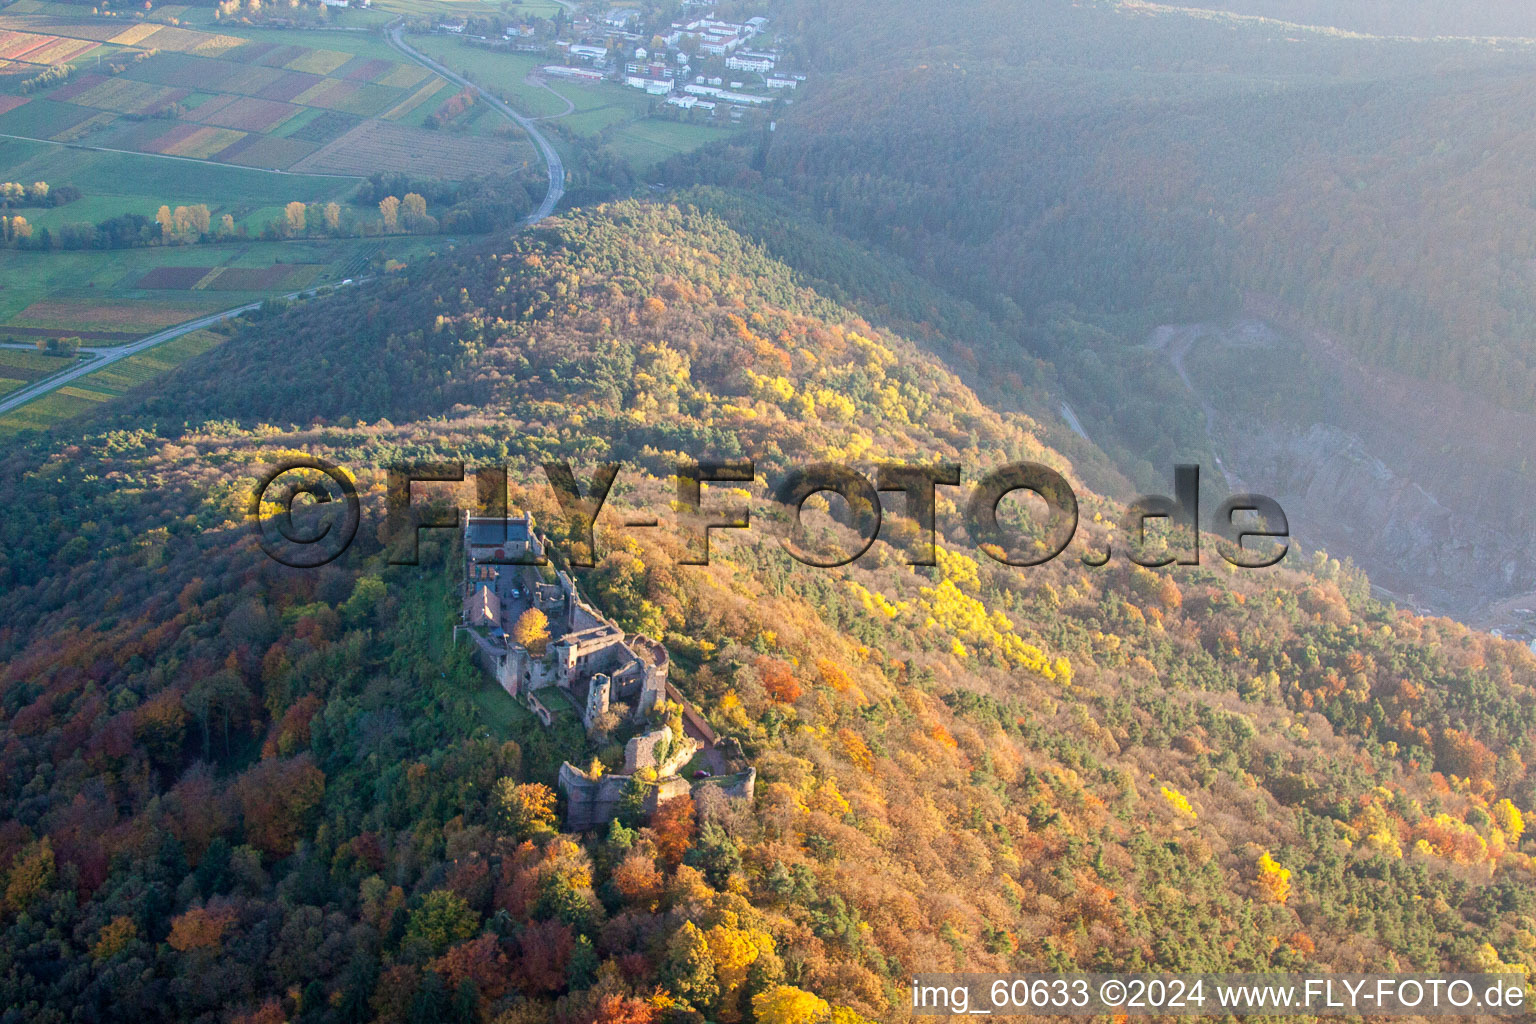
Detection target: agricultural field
<box><xmin>291</xmin><ymin>116</ymin><xmax>534</xmax><ymax>177</ymax></box>
<box><xmin>0</xmin><ymin>326</ymin><xmax>222</xmax><ymax>434</ymax></box>
<box><xmin>0</xmin><ymin>6</ymin><xmax>537</xmax><ymax>185</ymax></box>
<box><xmin>0</xmin><ymin>345</ymin><xmax>72</xmax><ymax>397</ymax></box>
<box><xmin>0</xmin><ymin>236</ymin><xmax>431</xmax><ymax>337</ymax></box>
<box><xmin>0</xmin><ymin>136</ymin><xmax>354</xmax><ymax>236</ymax></box>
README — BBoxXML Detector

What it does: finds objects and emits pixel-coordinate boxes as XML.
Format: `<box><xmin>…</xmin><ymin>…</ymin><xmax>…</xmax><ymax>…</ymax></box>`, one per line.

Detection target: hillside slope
<box><xmin>666</xmin><ymin>0</ymin><xmax>1536</xmax><ymax>617</ymax></box>
<box><xmin>1</xmin><ymin>202</ymin><xmax>1535</xmax><ymax>1022</ymax></box>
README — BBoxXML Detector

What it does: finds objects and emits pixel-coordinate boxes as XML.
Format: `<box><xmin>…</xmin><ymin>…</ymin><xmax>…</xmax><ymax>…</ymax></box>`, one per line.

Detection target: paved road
<box><xmin>0</xmin><ymin>279</ymin><xmax>370</xmax><ymax>417</ymax></box>
<box><xmin>0</xmin><ymin>304</ymin><xmax>262</xmax><ymax>416</ymax></box>
<box><xmin>1059</xmin><ymin>401</ymin><xmax>1090</xmax><ymax>443</ymax></box>
<box><xmin>385</xmin><ymin>24</ymin><xmax>565</xmax><ymax>223</ymax></box>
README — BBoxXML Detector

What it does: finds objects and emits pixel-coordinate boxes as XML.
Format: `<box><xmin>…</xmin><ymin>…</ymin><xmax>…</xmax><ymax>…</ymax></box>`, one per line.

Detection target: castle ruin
<box><xmin>460</xmin><ymin>513</ymin><xmax>754</xmax><ymax>830</ymax></box>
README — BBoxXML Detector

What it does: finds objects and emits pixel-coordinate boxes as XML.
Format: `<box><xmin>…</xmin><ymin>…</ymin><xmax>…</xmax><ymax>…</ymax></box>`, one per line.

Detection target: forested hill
<box><xmin>664</xmin><ymin>0</ymin><xmax>1536</xmax><ymax>615</ymax></box>
<box><xmin>702</xmin><ymin>0</ymin><xmax>1536</xmax><ymax>408</ymax></box>
<box><xmin>3</xmin><ymin>201</ymin><xmax>1536</xmax><ymax>1023</ymax></box>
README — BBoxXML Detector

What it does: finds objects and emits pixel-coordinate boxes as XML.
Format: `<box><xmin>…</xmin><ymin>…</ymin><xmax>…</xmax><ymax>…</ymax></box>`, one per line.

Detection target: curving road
<box><xmin>0</xmin><ymin>303</ymin><xmax>262</xmax><ymax>417</ymax></box>
<box><xmin>4</xmin><ymin>29</ymin><xmax>565</xmax><ymax>419</ymax></box>
<box><xmin>0</xmin><ymin>279</ymin><xmax>374</xmax><ymax>417</ymax></box>
<box><xmin>385</xmin><ymin>24</ymin><xmax>565</xmax><ymax>223</ymax></box>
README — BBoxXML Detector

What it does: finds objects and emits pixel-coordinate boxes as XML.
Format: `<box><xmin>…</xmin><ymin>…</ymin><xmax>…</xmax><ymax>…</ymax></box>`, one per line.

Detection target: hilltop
<box><xmin>1</xmin><ymin>200</ymin><xmax>1535</xmax><ymax>1022</ymax></box>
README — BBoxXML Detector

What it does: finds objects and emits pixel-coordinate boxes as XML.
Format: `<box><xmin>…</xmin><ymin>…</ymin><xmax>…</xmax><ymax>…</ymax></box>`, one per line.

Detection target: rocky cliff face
<box><xmin>1225</xmin><ymin>421</ymin><xmax>1535</xmax><ymax>617</ymax></box>
<box><xmin>1171</xmin><ymin>317</ymin><xmax>1536</xmax><ymax>622</ymax></box>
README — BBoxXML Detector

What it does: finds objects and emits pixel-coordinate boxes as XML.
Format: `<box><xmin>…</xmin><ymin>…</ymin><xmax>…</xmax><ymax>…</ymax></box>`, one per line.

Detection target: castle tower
<box><xmin>584</xmin><ymin>672</ymin><xmax>611</xmax><ymax>729</ymax></box>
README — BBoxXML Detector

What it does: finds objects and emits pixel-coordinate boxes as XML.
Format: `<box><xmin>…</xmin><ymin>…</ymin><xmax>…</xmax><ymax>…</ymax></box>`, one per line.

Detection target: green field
<box><xmin>0</xmin><ymin>136</ymin><xmax>354</xmax><ymax>233</ymax></box>
<box><xmin>603</xmin><ymin>118</ymin><xmax>737</xmax><ymax>172</ymax></box>
<box><xmin>0</xmin><ymin>326</ymin><xmax>221</xmax><ymax>434</ymax></box>
<box><xmin>406</xmin><ymin>37</ymin><xmax>574</xmax><ymax>117</ymax></box>
<box><xmin>0</xmin><ymin>235</ymin><xmax>432</xmax><ymax>335</ymax></box>
<box><xmin>0</xmin><ymin>345</ymin><xmax>74</xmax><ymax>396</ymax></box>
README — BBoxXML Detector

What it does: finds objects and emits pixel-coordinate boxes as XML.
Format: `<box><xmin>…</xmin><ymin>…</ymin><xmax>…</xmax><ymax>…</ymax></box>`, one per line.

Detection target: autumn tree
<box><xmin>513</xmin><ymin>607</ymin><xmax>551</xmax><ymax>655</ymax></box>
<box><xmin>405</xmin><ymin>890</ymin><xmax>480</xmax><ymax>958</ymax></box>
<box><xmin>612</xmin><ymin>851</ymin><xmax>664</xmax><ymax>910</ymax></box>
<box><xmin>590</xmin><ymin>993</ymin><xmax>660</xmax><ymax>1024</ymax></box>
<box><xmin>402</xmin><ymin>192</ymin><xmax>427</xmax><ymax>227</ymax></box>
<box><xmin>284</xmin><ymin>201</ymin><xmax>306</xmax><ymax>235</ymax></box>
<box><xmin>167</xmin><ymin>901</ymin><xmax>239</xmax><ymax>952</ymax></box>
<box><xmin>324</xmin><ymin>201</ymin><xmax>341</xmax><ymax>233</ymax></box>
<box><xmin>1492</xmin><ymin>799</ymin><xmax>1525</xmax><ymax>843</ymax></box>
<box><xmin>753</xmin><ymin>985</ymin><xmax>830</xmax><ymax>1024</ymax></box>
<box><xmin>651</xmin><ymin>793</ymin><xmax>697</xmax><ymax>868</ymax></box>
<box><xmin>235</xmin><ymin>754</ymin><xmax>325</xmax><ymax>857</ymax></box>
<box><xmin>4</xmin><ymin>837</ymin><xmax>54</xmax><ymax>911</ymax></box>
<box><xmin>91</xmin><ymin>916</ymin><xmax>137</xmax><ymax>961</ymax></box>
<box><xmin>755</xmin><ymin>656</ymin><xmax>801</xmax><ymax>704</ymax></box>
<box><xmin>1256</xmin><ymin>851</ymin><xmax>1291</xmax><ymax>905</ymax></box>
<box><xmin>380</xmin><ymin>194</ymin><xmax>400</xmax><ymax>232</ymax></box>
<box><xmin>661</xmin><ymin>921</ymin><xmax>718</xmax><ymax>1012</ymax></box>
<box><xmin>492</xmin><ymin>779</ymin><xmax>557</xmax><ymax>839</ymax></box>
<box><xmin>515</xmin><ymin>918</ymin><xmax>575</xmax><ymax>994</ymax></box>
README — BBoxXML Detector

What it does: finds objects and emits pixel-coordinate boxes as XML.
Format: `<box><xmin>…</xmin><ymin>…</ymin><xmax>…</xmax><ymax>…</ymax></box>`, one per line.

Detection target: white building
<box><xmin>625</xmin><ymin>75</ymin><xmax>673</xmax><ymax>95</ymax></box>
<box><xmin>726</xmin><ymin>54</ymin><xmax>774</xmax><ymax>73</ymax></box>
<box><xmin>667</xmin><ymin>94</ymin><xmax>716</xmax><ymax>110</ymax></box>
<box><xmin>683</xmin><ymin>83</ymin><xmax>772</xmax><ymax>105</ymax></box>
<box><xmin>542</xmin><ymin>65</ymin><xmax>605</xmax><ymax>82</ymax></box>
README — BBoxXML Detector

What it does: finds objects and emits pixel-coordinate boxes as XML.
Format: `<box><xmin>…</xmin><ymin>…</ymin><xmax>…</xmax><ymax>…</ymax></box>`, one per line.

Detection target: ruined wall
<box><xmin>623</xmin><ymin>726</ymin><xmax>671</xmax><ymax>774</ymax></box>
<box><xmin>559</xmin><ymin>764</ymin><xmax>754</xmax><ymax>831</ymax></box>
<box><xmin>558</xmin><ymin>763</ymin><xmax>631</xmax><ymax>831</ymax></box>
<box><xmin>696</xmin><ymin>767</ymin><xmax>755</xmax><ymax>805</ymax></box>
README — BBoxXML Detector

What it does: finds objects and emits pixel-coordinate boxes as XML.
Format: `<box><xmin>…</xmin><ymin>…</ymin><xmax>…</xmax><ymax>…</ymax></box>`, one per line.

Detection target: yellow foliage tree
<box><xmin>1161</xmin><ymin>785</ymin><xmax>1196</xmax><ymax>820</ymax></box>
<box><xmin>1256</xmin><ymin>852</ymin><xmax>1292</xmax><ymax>905</ymax></box>
<box><xmin>492</xmin><ymin>779</ymin><xmax>557</xmax><ymax>839</ymax></box>
<box><xmin>4</xmin><ymin>837</ymin><xmax>54</xmax><ymax>912</ymax></box>
<box><xmin>513</xmin><ymin>607</ymin><xmax>551</xmax><ymax>655</ymax></box>
<box><xmin>752</xmin><ymin>985</ymin><xmax>831</xmax><ymax>1024</ymax></box>
<box><xmin>1493</xmin><ymin>799</ymin><xmax>1525</xmax><ymax>844</ymax></box>
<box><xmin>92</xmin><ymin>915</ymin><xmax>137</xmax><ymax>961</ymax></box>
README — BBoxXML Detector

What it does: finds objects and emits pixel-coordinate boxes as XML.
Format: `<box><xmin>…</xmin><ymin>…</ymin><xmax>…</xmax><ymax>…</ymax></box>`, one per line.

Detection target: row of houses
<box><xmin>660</xmin><ymin>15</ymin><xmax>769</xmax><ymax>55</ymax></box>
